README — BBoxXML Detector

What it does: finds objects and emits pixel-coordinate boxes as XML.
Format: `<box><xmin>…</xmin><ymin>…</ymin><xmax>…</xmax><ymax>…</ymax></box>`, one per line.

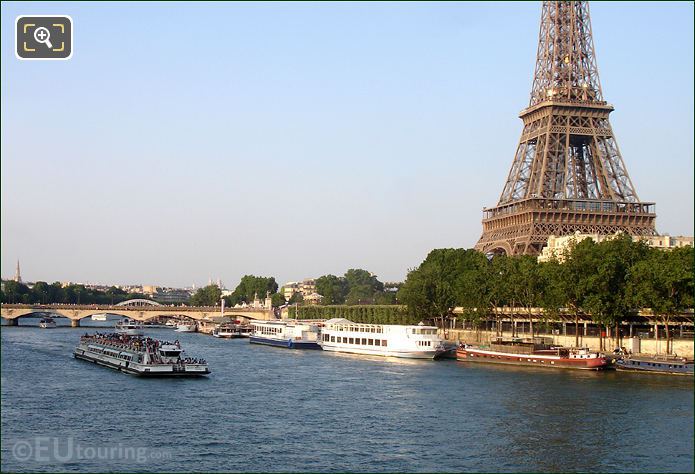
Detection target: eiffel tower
<box><xmin>475</xmin><ymin>0</ymin><xmax>656</xmax><ymax>256</ymax></box>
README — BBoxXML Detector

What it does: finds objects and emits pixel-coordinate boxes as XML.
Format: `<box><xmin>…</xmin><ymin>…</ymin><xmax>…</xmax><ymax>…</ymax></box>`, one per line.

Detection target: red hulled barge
<box><xmin>456</xmin><ymin>338</ymin><xmax>614</xmax><ymax>371</ymax></box>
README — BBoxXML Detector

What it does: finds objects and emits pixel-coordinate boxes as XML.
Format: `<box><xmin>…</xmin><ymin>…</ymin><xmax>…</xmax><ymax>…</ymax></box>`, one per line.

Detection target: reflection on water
<box><xmin>1</xmin><ymin>326</ymin><xmax>693</xmax><ymax>473</ymax></box>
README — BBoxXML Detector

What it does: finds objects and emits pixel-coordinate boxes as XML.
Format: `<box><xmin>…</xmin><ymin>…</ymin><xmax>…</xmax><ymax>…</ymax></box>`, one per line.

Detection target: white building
<box><xmin>538</xmin><ymin>232</ymin><xmax>694</xmax><ymax>263</ymax></box>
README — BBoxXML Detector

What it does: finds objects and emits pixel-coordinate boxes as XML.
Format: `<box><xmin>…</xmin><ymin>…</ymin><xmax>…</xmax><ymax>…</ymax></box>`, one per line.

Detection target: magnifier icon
<box><xmin>34</xmin><ymin>27</ymin><xmax>53</xmax><ymax>49</ymax></box>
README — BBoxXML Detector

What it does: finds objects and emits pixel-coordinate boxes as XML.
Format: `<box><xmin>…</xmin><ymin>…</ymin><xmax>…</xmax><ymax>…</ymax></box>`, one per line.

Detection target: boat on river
<box><xmin>213</xmin><ymin>323</ymin><xmax>252</xmax><ymax>338</ymax></box>
<box><xmin>115</xmin><ymin>319</ymin><xmax>144</xmax><ymax>335</ymax></box>
<box><xmin>456</xmin><ymin>337</ymin><xmax>613</xmax><ymax>370</ymax></box>
<box><xmin>176</xmin><ymin>322</ymin><xmax>197</xmax><ymax>333</ymax></box>
<box><xmin>615</xmin><ymin>354</ymin><xmax>694</xmax><ymax>375</ymax></box>
<box><xmin>74</xmin><ymin>333</ymin><xmax>210</xmax><ymax>377</ymax></box>
<box><xmin>38</xmin><ymin>317</ymin><xmax>57</xmax><ymax>329</ymax></box>
<box><xmin>319</xmin><ymin>319</ymin><xmax>446</xmax><ymax>359</ymax></box>
<box><xmin>249</xmin><ymin>320</ymin><xmax>320</xmax><ymax>349</ymax></box>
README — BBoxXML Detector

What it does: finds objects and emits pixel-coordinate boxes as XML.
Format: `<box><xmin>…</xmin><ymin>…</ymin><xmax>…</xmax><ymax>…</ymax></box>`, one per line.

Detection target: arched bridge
<box><xmin>0</xmin><ymin>304</ymin><xmax>276</xmax><ymax>327</ymax></box>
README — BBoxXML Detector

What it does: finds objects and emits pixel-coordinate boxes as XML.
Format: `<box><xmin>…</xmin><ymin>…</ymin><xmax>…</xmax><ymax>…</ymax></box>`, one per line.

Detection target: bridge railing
<box><xmin>0</xmin><ymin>303</ymin><xmax>270</xmax><ymax>312</ymax></box>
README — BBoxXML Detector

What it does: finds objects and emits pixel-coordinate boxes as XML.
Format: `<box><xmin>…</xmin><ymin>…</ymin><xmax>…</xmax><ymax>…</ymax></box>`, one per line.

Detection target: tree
<box><xmin>288</xmin><ymin>292</ymin><xmax>304</xmax><ymax>305</ymax></box>
<box><xmin>373</xmin><ymin>291</ymin><xmax>397</xmax><ymax>305</ymax></box>
<box><xmin>190</xmin><ymin>285</ymin><xmax>222</xmax><ymax>306</ymax></box>
<box><xmin>554</xmin><ymin>237</ymin><xmax>600</xmax><ymax>346</ymax></box>
<box><xmin>629</xmin><ymin>246</ymin><xmax>694</xmax><ymax>354</ymax></box>
<box><xmin>105</xmin><ymin>286</ymin><xmax>126</xmax><ymax>305</ymax></box>
<box><xmin>583</xmin><ymin>235</ymin><xmax>650</xmax><ymax>350</ymax></box>
<box><xmin>507</xmin><ymin>256</ymin><xmax>544</xmax><ymax>338</ymax></box>
<box><xmin>270</xmin><ymin>292</ymin><xmax>286</xmax><ymax>307</ymax></box>
<box><xmin>226</xmin><ymin>275</ymin><xmax>279</xmax><ymax>306</ymax></box>
<box><xmin>1</xmin><ymin>281</ymin><xmax>29</xmax><ymax>303</ymax></box>
<box><xmin>344</xmin><ymin>269</ymin><xmax>384</xmax><ymax>294</ymax></box>
<box><xmin>315</xmin><ymin>275</ymin><xmax>348</xmax><ymax>304</ymax></box>
<box><xmin>31</xmin><ymin>281</ymin><xmax>50</xmax><ymax>304</ymax></box>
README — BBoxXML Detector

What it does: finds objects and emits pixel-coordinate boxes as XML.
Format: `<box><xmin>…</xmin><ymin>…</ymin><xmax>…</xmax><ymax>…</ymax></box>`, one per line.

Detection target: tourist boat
<box><xmin>165</xmin><ymin>319</ymin><xmax>178</xmax><ymax>327</ymax></box>
<box><xmin>615</xmin><ymin>354</ymin><xmax>694</xmax><ymax>375</ymax></box>
<box><xmin>213</xmin><ymin>323</ymin><xmax>252</xmax><ymax>338</ymax></box>
<box><xmin>38</xmin><ymin>317</ymin><xmax>57</xmax><ymax>329</ymax></box>
<box><xmin>91</xmin><ymin>314</ymin><xmax>108</xmax><ymax>321</ymax></box>
<box><xmin>319</xmin><ymin>318</ymin><xmax>446</xmax><ymax>359</ymax></box>
<box><xmin>74</xmin><ymin>333</ymin><xmax>210</xmax><ymax>377</ymax></box>
<box><xmin>175</xmin><ymin>322</ymin><xmax>197</xmax><ymax>333</ymax></box>
<box><xmin>115</xmin><ymin>319</ymin><xmax>144</xmax><ymax>335</ymax></box>
<box><xmin>249</xmin><ymin>320</ymin><xmax>321</xmax><ymax>349</ymax></box>
<box><xmin>456</xmin><ymin>338</ymin><xmax>613</xmax><ymax>370</ymax></box>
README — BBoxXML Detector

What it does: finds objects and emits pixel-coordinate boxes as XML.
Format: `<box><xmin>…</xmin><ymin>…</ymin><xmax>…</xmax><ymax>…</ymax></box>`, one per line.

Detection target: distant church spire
<box><xmin>14</xmin><ymin>260</ymin><xmax>22</xmax><ymax>283</ymax></box>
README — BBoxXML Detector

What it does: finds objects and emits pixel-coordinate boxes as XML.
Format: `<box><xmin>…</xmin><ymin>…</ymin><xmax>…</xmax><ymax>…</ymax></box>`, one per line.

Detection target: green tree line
<box><xmin>313</xmin><ymin>269</ymin><xmax>396</xmax><ymax>305</ymax></box>
<box><xmin>0</xmin><ymin>281</ymin><xmax>150</xmax><ymax>305</ymax></box>
<box><xmin>189</xmin><ymin>275</ymin><xmax>283</xmax><ymax>307</ymax></box>
<box><xmin>289</xmin><ymin>305</ymin><xmax>415</xmax><ymax>325</ymax></box>
<box><xmin>397</xmin><ymin>236</ymin><xmax>694</xmax><ymax>352</ymax></box>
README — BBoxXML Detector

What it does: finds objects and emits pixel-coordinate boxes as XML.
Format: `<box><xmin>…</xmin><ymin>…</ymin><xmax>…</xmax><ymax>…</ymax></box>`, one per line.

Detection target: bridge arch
<box><xmin>115</xmin><ymin>299</ymin><xmax>162</xmax><ymax>307</ymax></box>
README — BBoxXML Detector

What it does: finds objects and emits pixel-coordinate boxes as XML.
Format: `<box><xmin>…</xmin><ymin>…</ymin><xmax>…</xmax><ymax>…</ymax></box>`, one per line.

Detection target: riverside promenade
<box><xmin>442</xmin><ymin>328</ymin><xmax>694</xmax><ymax>359</ymax></box>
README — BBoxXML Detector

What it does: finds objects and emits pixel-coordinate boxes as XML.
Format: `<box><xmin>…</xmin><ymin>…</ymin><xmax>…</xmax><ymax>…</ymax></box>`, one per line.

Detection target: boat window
<box><xmin>374</xmin><ymin>340</ymin><xmax>380</xmax><ymax>346</ymax></box>
<box><xmin>330</xmin><ymin>336</ymin><xmax>335</xmax><ymax>342</ymax></box>
<box><xmin>361</xmin><ymin>338</ymin><xmax>367</xmax><ymax>345</ymax></box>
<box><xmin>349</xmin><ymin>338</ymin><xmax>354</xmax><ymax>344</ymax></box>
<box><xmin>368</xmin><ymin>339</ymin><xmax>373</xmax><ymax>345</ymax></box>
<box><xmin>382</xmin><ymin>340</ymin><xmax>387</xmax><ymax>347</ymax></box>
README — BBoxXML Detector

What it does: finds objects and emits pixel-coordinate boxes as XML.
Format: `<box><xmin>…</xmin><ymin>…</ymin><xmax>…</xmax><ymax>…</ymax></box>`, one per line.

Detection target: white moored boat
<box><xmin>249</xmin><ymin>320</ymin><xmax>321</xmax><ymax>349</ymax></box>
<box><xmin>319</xmin><ymin>318</ymin><xmax>445</xmax><ymax>359</ymax></box>
<box><xmin>38</xmin><ymin>317</ymin><xmax>57</xmax><ymax>329</ymax></box>
<box><xmin>74</xmin><ymin>333</ymin><xmax>210</xmax><ymax>377</ymax></box>
<box><xmin>115</xmin><ymin>319</ymin><xmax>144</xmax><ymax>335</ymax></box>
<box><xmin>91</xmin><ymin>314</ymin><xmax>108</xmax><ymax>321</ymax></box>
<box><xmin>213</xmin><ymin>323</ymin><xmax>252</xmax><ymax>338</ymax></box>
<box><xmin>175</xmin><ymin>322</ymin><xmax>197</xmax><ymax>333</ymax></box>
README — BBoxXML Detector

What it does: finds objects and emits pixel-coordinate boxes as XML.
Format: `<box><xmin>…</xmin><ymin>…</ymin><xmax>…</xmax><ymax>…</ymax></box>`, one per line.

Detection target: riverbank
<box><xmin>441</xmin><ymin>328</ymin><xmax>694</xmax><ymax>359</ymax></box>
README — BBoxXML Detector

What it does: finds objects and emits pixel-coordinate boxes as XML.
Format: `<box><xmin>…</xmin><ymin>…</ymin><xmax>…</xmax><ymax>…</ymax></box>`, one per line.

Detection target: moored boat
<box><xmin>249</xmin><ymin>320</ymin><xmax>320</xmax><ymax>349</ymax></box>
<box><xmin>73</xmin><ymin>333</ymin><xmax>210</xmax><ymax>377</ymax></box>
<box><xmin>319</xmin><ymin>318</ymin><xmax>446</xmax><ymax>359</ymax></box>
<box><xmin>615</xmin><ymin>354</ymin><xmax>694</xmax><ymax>375</ymax></box>
<box><xmin>38</xmin><ymin>317</ymin><xmax>57</xmax><ymax>329</ymax></box>
<box><xmin>175</xmin><ymin>322</ymin><xmax>197</xmax><ymax>333</ymax></box>
<box><xmin>91</xmin><ymin>314</ymin><xmax>108</xmax><ymax>321</ymax></box>
<box><xmin>456</xmin><ymin>338</ymin><xmax>613</xmax><ymax>370</ymax></box>
<box><xmin>213</xmin><ymin>323</ymin><xmax>252</xmax><ymax>338</ymax></box>
<box><xmin>115</xmin><ymin>319</ymin><xmax>144</xmax><ymax>335</ymax></box>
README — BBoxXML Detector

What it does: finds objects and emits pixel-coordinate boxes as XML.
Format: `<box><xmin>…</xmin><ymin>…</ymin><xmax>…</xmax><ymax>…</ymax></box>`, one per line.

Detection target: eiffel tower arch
<box><xmin>475</xmin><ymin>1</ymin><xmax>657</xmax><ymax>256</ymax></box>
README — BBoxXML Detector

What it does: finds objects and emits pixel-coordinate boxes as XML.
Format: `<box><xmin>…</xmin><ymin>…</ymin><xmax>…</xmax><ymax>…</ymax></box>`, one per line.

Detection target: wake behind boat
<box><xmin>74</xmin><ymin>333</ymin><xmax>210</xmax><ymax>377</ymax></box>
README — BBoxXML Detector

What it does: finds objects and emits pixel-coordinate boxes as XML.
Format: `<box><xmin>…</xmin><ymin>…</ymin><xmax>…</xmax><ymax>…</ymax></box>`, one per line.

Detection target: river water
<box><xmin>1</xmin><ymin>319</ymin><xmax>693</xmax><ymax>472</ymax></box>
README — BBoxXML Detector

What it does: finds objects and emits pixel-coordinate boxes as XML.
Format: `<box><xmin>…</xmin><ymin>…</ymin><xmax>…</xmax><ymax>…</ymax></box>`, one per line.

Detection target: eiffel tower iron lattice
<box><xmin>474</xmin><ymin>0</ymin><xmax>657</xmax><ymax>256</ymax></box>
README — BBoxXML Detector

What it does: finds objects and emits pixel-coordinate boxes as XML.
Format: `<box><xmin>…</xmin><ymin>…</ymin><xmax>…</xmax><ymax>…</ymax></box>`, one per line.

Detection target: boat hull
<box><xmin>73</xmin><ymin>349</ymin><xmax>210</xmax><ymax>377</ymax></box>
<box><xmin>320</xmin><ymin>344</ymin><xmax>439</xmax><ymax>359</ymax></box>
<box><xmin>456</xmin><ymin>348</ymin><xmax>612</xmax><ymax>370</ymax></box>
<box><xmin>249</xmin><ymin>336</ymin><xmax>320</xmax><ymax>349</ymax></box>
<box><xmin>616</xmin><ymin>358</ymin><xmax>694</xmax><ymax>375</ymax></box>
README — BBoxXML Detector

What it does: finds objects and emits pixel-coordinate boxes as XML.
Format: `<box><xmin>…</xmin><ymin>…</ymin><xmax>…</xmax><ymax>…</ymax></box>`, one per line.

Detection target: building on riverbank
<box><xmin>538</xmin><ymin>232</ymin><xmax>694</xmax><ymax>262</ymax></box>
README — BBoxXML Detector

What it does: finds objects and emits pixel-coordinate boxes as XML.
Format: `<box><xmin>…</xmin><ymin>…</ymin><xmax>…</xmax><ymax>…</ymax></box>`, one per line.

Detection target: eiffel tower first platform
<box><xmin>475</xmin><ymin>1</ymin><xmax>656</xmax><ymax>256</ymax></box>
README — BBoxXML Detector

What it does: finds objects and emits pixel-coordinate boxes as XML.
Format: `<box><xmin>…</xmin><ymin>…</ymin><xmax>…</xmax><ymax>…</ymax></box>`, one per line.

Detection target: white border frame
<box><xmin>15</xmin><ymin>15</ymin><xmax>73</xmax><ymax>61</ymax></box>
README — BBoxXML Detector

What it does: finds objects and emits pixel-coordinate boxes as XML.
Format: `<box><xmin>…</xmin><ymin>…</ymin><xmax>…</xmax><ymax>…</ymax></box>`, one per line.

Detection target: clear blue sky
<box><xmin>2</xmin><ymin>1</ymin><xmax>693</xmax><ymax>288</ymax></box>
